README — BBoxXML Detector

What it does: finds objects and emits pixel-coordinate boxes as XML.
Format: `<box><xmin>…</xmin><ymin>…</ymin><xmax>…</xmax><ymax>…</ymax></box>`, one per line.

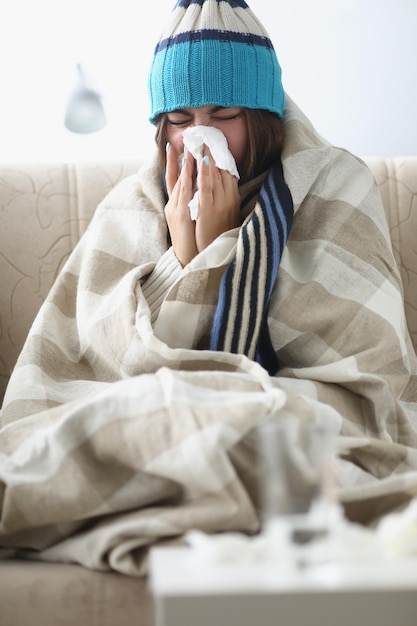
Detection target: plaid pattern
<box><xmin>1</xmin><ymin>96</ymin><xmax>417</xmax><ymax>575</ymax></box>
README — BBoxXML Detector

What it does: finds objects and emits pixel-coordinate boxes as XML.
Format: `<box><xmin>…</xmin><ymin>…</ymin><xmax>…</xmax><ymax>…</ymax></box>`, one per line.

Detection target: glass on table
<box><xmin>257</xmin><ymin>418</ymin><xmax>340</xmax><ymax>567</ymax></box>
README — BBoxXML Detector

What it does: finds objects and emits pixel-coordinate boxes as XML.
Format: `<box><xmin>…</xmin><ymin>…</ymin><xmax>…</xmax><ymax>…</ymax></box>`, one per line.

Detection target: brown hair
<box><xmin>154</xmin><ymin>109</ymin><xmax>284</xmax><ymax>184</ymax></box>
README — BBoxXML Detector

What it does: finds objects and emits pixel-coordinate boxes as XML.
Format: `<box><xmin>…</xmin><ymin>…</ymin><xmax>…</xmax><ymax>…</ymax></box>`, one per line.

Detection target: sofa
<box><xmin>0</xmin><ymin>156</ymin><xmax>416</xmax><ymax>625</ymax></box>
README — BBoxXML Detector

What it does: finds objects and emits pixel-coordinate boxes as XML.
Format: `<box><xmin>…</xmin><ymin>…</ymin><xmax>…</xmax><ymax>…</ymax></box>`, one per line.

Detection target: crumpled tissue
<box><xmin>376</xmin><ymin>497</ymin><xmax>417</xmax><ymax>558</ymax></box>
<box><xmin>181</xmin><ymin>125</ymin><xmax>240</xmax><ymax>220</ymax></box>
<box><xmin>184</xmin><ymin>496</ymin><xmax>417</xmax><ymax>568</ymax></box>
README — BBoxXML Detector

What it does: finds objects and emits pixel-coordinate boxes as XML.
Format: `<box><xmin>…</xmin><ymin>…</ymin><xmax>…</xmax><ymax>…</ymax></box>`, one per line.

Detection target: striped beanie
<box><xmin>148</xmin><ymin>0</ymin><xmax>285</xmax><ymax>124</ymax></box>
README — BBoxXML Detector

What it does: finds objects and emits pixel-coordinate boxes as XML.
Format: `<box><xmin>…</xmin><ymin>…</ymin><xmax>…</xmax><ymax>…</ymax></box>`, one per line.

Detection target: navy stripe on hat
<box><xmin>155</xmin><ymin>29</ymin><xmax>275</xmax><ymax>54</ymax></box>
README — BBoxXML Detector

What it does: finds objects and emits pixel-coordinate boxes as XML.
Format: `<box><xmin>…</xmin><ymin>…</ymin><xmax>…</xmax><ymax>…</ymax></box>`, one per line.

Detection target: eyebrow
<box><xmin>169</xmin><ymin>106</ymin><xmax>228</xmax><ymax>116</ymax></box>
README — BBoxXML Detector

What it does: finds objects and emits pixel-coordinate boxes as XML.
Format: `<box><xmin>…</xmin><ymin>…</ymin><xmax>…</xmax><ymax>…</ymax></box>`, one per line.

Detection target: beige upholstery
<box><xmin>364</xmin><ymin>157</ymin><xmax>417</xmax><ymax>350</ymax></box>
<box><xmin>0</xmin><ymin>160</ymin><xmax>140</xmax><ymax>402</ymax></box>
<box><xmin>0</xmin><ymin>561</ymin><xmax>154</xmax><ymax>626</ymax></box>
<box><xmin>0</xmin><ymin>156</ymin><xmax>416</xmax><ymax>625</ymax></box>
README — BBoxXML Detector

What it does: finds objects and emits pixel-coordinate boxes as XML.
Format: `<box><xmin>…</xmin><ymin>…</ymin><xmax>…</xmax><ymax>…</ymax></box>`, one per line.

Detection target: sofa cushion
<box><xmin>0</xmin><ymin>560</ymin><xmax>154</xmax><ymax>626</ymax></box>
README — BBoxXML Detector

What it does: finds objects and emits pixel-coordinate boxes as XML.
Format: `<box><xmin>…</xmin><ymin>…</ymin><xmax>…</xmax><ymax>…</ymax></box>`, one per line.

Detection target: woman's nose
<box><xmin>191</xmin><ymin>116</ymin><xmax>212</xmax><ymax>127</ymax></box>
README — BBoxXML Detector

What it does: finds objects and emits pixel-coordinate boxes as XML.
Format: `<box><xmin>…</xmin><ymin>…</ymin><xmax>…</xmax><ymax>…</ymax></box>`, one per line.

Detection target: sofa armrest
<box><xmin>364</xmin><ymin>157</ymin><xmax>417</xmax><ymax>351</ymax></box>
<box><xmin>0</xmin><ymin>159</ymin><xmax>141</xmax><ymax>402</ymax></box>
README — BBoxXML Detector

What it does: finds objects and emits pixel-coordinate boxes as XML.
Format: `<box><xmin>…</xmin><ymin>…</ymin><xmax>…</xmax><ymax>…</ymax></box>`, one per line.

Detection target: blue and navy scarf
<box><xmin>210</xmin><ymin>161</ymin><xmax>293</xmax><ymax>375</ymax></box>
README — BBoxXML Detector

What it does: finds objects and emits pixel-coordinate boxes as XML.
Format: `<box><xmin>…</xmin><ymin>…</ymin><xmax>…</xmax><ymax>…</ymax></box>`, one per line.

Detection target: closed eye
<box><xmin>166</xmin><ymin>108</ymin><xmax>242</xmax><ymax>127</ymax></box>
<box><xmin>167</xmin><ymin>118</ymin><xmax>191</xmax><ymax>127</ymax></box>
<box><xmin>213</xmin><ymin>113</ymin><xmax>241</xmax><ymax>122</ymax></box>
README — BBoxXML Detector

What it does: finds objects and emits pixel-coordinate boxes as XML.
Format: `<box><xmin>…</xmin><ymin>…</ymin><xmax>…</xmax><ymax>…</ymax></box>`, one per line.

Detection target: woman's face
<box><xmin>165</xmin><ymin>105</ymin><xmax>248</xmax><ymax>171</ymax></box>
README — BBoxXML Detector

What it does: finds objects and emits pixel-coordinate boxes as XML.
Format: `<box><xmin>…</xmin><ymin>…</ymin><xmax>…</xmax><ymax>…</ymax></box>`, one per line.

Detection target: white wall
<box><xmin>257</xmin><ymin>0</ymin><xmax>417</xmax><ymax>157</ymax></box>
<box><xmin>1</xmin><ymin>0</ymin><xmax>416</xmax><ymax>162</ymax></box>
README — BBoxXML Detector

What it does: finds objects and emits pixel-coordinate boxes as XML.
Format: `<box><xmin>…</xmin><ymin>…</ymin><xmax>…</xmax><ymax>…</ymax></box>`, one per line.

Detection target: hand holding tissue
<box><xmin>182</xmin><ymin>126</ymin><xmax>240</xmax><ymax>220</ymax></box>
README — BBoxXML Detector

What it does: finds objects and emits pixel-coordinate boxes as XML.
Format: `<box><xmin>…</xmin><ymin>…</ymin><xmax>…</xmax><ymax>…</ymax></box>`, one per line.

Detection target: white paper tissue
<box><xmin>181</xmin><ymin>125</ymin><xmax>240</xmax><ymax>220</ymax></box>
<box><xmin>376</xmin><ymin>497</ymin><xmax>417</xmax><ymax>558</ymax></box>
<box><xmin>184</xmin><ymin>497</ymin><xmax>417</xmax><ymax>568</ymax></box>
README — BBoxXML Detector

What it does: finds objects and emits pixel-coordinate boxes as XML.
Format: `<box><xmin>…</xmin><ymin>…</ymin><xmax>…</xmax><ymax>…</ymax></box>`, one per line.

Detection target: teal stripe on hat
<box><xmin>148</xmin><ymin>38</ymin><xmax>284</xmax><ymax>122</ymax></box>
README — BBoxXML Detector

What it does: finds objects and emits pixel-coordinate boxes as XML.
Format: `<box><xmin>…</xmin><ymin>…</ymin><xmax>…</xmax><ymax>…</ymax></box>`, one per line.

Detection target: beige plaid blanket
<box><xmin>1</xmin><ymin>97</ymin><xmax>417</xmax><ymax>576</ymax></box>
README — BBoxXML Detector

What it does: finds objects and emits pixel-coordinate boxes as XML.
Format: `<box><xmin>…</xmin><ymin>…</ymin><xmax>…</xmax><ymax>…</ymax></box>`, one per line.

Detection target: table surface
<box><xmin>149</xmin><ymin>547</ymin><xmax>417</xmax><ymax>626</ymax></box>
<box><xmin>150</xmin><ymin>546</ymin><xmax>417</xmax><ymax>596</ymax></box>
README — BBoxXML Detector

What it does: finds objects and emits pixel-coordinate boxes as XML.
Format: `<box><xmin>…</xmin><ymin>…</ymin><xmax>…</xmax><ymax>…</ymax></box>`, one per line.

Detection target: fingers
<box><xmin>165</xmin><ymin>142</ymin><xmax>240</xmax><ymax>261</ymax></box>
<box><xmin>198</xmin><ymin>148</ymin><xmax>239</xmax><ymax>210</ymax></box>
<box><xmin>179</xmin><ymin>150</ymin><xmax>196</xmax><ymax>201</ymax></box>
<box><xmin>165</xmin><ymin>143</ymin><xmax>180</xmax><ymax>197</ymax></box>
<box><xmin>198</xmin><ymin>148</ymin><xmax>218</xmax><ymax>193</ymax></box>
<box><xmin>165</xmin><ymin>143</ymin><xmax>196</xmax><ymax>201</ymax></box>
<box><xmin>164</xmin><ymin>147</ymin><xmax>199</xmax><ymax>266</ymax></box>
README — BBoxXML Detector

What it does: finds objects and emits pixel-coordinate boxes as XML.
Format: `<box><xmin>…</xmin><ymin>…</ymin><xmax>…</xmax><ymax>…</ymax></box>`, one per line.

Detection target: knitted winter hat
<box><xmin>148</xmin><ymin>0</ymin><xmax>285</xmax><ymax>123</ymax></box>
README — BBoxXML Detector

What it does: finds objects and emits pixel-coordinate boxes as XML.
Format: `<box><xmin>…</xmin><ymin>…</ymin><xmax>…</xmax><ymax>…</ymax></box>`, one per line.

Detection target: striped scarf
<box><xmin>210</xmin><ymin>161</ymin><xmax>294</xmax><ymax>375</ymax></box>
